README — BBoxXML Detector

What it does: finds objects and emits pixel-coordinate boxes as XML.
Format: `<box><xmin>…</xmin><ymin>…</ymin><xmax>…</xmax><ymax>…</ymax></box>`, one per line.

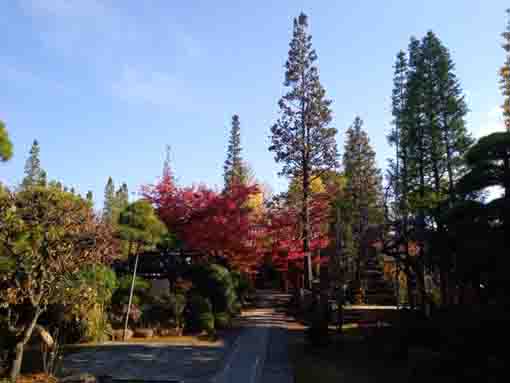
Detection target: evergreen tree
<box><xmin>103</xmin><ymin>177</ymin><xmax>115</xmax><ymax>223</ymax></box>
<box><xmin>21</xmin><ymin>140</ymin><xmax>46</xmax><ymax>188</ymax></box>
<box><xmin>86</xmin><ymin>190</ymin><xmax>94</xmax><ymax>203</ymax></box>
<box><xmin>39</xmin><ymin>170</ymin><xmax>47</xmax><ymax>187</ymax></box>
<box><xmin>163</xmin><ymin>144</ymin><xmax>175</xmax><ymax>181</ymax></box>
<box><xmin>501</xmin><ymin>9</ymin><xmax>510</xmax><ymax>131</ymax></box>
<box><xmin>269</xmin><ymin>13</ymin><xmax>338</xmax><ymax>287</ymax></box>
<box><xmin>386</xmin><ymin>32</ymin><xmax>473</xmax><ymax>307</ymax></box>
<box><xmin>110</xmin><ymin>182</ymin><xmax>129</xmax><ymax>225</ymax></box>
<box><xmin>343</xmin><ymin>117</ymin><xmax>383</xmax><ymax>278</ymax></box>
<box><xmin>403</xmin><ymin>33</ymin><xmax>471</xmax><ymax>211</ymax></box>
<box><xmin>388</xmin><ymin>51</ymin><xmax>409</xmax><ymax>222</ymax></box>
<box><xmin>0</xmin><ymin>120</ymin><xmax>13</xmax><ymax>162</ymax></box>
<box><xmin>223</xmin><ymin>114</ymin><xmax>245</xmax><ymax>189</ymax></box>
<box><xmin>115</xmin><ymin>183</ymin><xmax>129</xmax><ymax>209</ymax></box>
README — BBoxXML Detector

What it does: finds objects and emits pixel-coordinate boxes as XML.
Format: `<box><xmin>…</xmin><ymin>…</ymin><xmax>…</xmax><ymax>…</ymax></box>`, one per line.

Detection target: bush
<box><xmin>142</xmin><ymin>293</ymin><xmax>186</xmax><ymax>328</ymax></box>
<box><xmin>199</xmin><ymin>312</ymin><xmax>215</xmax><ymax>335</ymax></box>
<box><xmin>214</xmin><ymin>312</ymin><xmax>231</xmax><ymax>329</ymax></box>
<box><xmin>184</xmin><ymin>292</ymin><xmax>214</xmax><ymax>333</ymax></box>
<box><xmin>231</xmin><ymin>271</ymin><xmax>253</xmax><ymax>305</ymax></box>
<box><xmin>77</xmin><ymin>265</ymin><xmax>118</xmax><ymax>304</ymax></box>
<box><xmin>109</xmin><ymin>303</ymin><xmax>142</xmax><ymax>328</ymax></box>
<box><xmin>111</xmin><ymin>274</ymin><xmax>151</xmax><ymax>306</ymax></box>
<box><xmin>189</xmin><ymin>263</ymin><xmax>238</xmax><ymax>315</ymax></box>
<box><xmin>168</xmin><ymin>293</ymin><xmax>186</xmax><ymax>328</ymax></box>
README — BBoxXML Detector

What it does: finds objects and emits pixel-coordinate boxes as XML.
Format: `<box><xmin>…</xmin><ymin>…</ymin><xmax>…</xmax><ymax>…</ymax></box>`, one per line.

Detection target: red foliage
<box><xmin>142</xmin><ymin>164</ymin><xmax>337</xmax><ymax>276</ymax></box>
<box><xmin>142</xmin><ymin>175</ymin><xmax>264</xmax><ymax>272</ymax></box>
<box><xmin>265</xmin><ymin>191</ymin><xmax>331</xmax><ymax>272</ymax></box>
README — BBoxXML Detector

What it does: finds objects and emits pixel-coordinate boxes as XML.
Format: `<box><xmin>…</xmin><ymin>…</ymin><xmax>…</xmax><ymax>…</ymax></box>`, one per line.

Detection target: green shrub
<box><xmin>232</xmin><ymin>301</ymin><xmax>242</xmax><ymax>315</ymax></box>
<box><xmin>231</xmin><ymin>271</ymin><xmax>253</xmax><ymax>305</ymax></box>
<box><xmin>77</xmin><ymin>265</ymin><xmax>118</xmax><ymax>304</ymax></box>
<box><xmin>111</xmin><ymin>274</ymin><xmax>151</xmax><ymax>306</ymax></box>
<box><xmin>185</xmin><ymin>292</ymin><xmax>214</xmax><ymax>333</ymax></box>
<box><xmin>189</xmin><ymin>263</ymin><xmax>239</xmax><ymax>315</ymax></box>
<box><xmin>168</xmin><ymin>293</ymin><xmax>186</xmax><ymax>328</ymax></box>
<box><xmin>215</xmin><ymin>312</ymin><xmax>231</xmax><ymax>329</ymax></box>
<box><xmin>199</xmin><ymin>312</ymin><xmax>215</xmax><ymax>334</ymax></box>
<box><xmin>143</xmin><ymin>293</ymin><xmax>187</xmax><ymax>328</ymax></box>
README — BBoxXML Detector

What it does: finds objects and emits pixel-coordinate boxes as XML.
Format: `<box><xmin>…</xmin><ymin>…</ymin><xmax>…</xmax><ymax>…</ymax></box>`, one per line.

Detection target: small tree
<box><xmin>117</xmin><ymin>200</ymin><xmax>167</xmax><ymax>338</ymax></box>
<box><xmin>0</xmin><ymin>186</ymin><xmax>115</xmax><ymax>381</ymax></box>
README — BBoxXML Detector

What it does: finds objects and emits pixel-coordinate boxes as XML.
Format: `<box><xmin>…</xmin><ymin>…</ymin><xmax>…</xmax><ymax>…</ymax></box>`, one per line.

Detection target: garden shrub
<box><xmin>168</xmin><ymin>293</ymin><xmax>186</xmax><ymax>328</ymax></box>
<box><xmin>142</xmin><ymin>293</ymin><xmax>186</xmax><ymax>329</ymax></box>
<box><xmin>232</xmin><ymin>301</ymin><xmax>242</xmax><ymax>316</ymax></box>
<box><xmin>78</xmin><ymin>265</ymin><xmax>119</xmax><ymax>304</ymax></box>
<box><xmin>184</xmin><ymin>292</ymin><xmax>213</xmax><ymax>333</ymax></box>
<box><xmin>231</xmin><ymin>271</ymin><xmax>253</xmax><ymax>305</ymax></box>
<box><xmin>189</xmin><ymin>263</ymin><xmax>239</xmax><ymax>315</ymax></box>
<box><xmin>111</xmin><ymin>274</ymin><xmax>151</xmax><ymax>307</ymax></box>
<box><xmin>214</xmin><ymin>312</ymin><xmax>231</xmax><ymax>329</ymax></box>
<box><xmin>199</xmin><ymin>312</ymin><xmax>215</xmax><ymax>335</ymax></box>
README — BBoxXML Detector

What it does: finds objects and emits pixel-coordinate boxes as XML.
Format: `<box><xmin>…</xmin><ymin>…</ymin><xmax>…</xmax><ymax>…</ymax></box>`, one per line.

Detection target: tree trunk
<box><xmin>302</xmin><ymin>160</ymin><xmax>312</xmax><ymax>290</ymax></box>
<box><xmin>405</xmin><ymin>263</ymin><xmax>414</xmax><ymax>309</ymax></box>
<box><xmin>10</xmin><ymin>308</ymin><xmax>43</xmax><ymax>382</ymax></box>
<box><xmin>124</xmin><ymin>252</ymin><xmax>140</xmax><ymax>340</ymax></box>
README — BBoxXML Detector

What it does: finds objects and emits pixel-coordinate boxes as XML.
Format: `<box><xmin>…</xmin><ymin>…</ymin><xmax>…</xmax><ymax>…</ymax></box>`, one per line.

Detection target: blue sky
<box><xmin>1</xmin><ymin>0</ymin><xmax>508</xmax><ymax>209</ymax></box>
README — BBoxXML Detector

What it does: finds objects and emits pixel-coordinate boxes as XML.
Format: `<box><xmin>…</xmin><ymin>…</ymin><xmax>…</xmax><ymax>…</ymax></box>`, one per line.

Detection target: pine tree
<box><xmin>22</xmin><ymin>140</ymin><xmax>45</xmax><ymax>188</ymax></box>
<box><xmin>0</xmin><ymin>120</ymin><xmax>13</xmax><ymax>162</ymax></box>
<box><xmin>501</xmin><ymin>9</ymin><xmax>510</xmax><ymax>131</ymax></box>
<box><xmin>269</xmin><ymin>13</ymin><xmax>338</xmax><ymax>288</ymax></box>
<box><xmin>388</xmin><ymin>51</ymin><xmax>409</xmax><ymax>222</ymax></box>
<box><xmin>115</xmin><ymin>183</ymin><xmax>129</xmax><ymax>208</ymax></box>
<box><xmin>86</xmin><ymin>190</ymin><xmax>94</xmax><ymax>203</ymax></box>
<box><xmin>103</xmin><ymin>177</ymin><xmax>115</xmax><ymax>223</ymax></box>
<box><xmin>387</xmin><ymin>33</ymin><xmax>472</xmax><ymax>307</ymax></box>
<box><xmin>343</xmin><ymin>117</ymin><xmax>383</xmax><ymax>278</ymax></box>
<box><xmin>403</xmin><ymin>33</ymin><xmax>471</xmax><ymax>210</ymax></box>
<box><xmin>223</xmin><ymin>114</ymin><xmax>245</xmax><ymax>189</ymax></box>
<box><xmin>163</xmin><ymin>145</ymin><xmax>175</xmax><ymax>181</ymax></box>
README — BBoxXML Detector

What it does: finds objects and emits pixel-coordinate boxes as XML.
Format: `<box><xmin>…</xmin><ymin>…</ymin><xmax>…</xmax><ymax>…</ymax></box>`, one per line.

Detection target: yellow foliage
<box><xmin>288</xmin><ymin>176</ymin><xmax>326</xmax><ymax>200</ymax></box>
<box><xmin>245</xmin><ymin>190</ymin><xmax>264</xmax><ymax>215</ymax></box>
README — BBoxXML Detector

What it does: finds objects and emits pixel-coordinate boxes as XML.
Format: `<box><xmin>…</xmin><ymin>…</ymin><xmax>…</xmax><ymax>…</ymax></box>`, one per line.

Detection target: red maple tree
<box><xmin>265</xmin><ymin>190</ymin><xmax>331</xmax><ymax>274</ymax></box>
<box><xmin>142</xmin><ymin>172</ymin><xmax>264</xmax><ymax>272</ymax></box>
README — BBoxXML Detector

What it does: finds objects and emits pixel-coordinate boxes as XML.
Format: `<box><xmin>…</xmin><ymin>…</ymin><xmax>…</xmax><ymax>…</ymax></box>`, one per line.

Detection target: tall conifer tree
<box><xmin>388</xmin><ymin>51</ymin><xmax>409</xmax><ymax>221</ymax></box>
<box><xmin>388</xmin><ymin>32</ymin><xmax>472</xmax><ymax>307</ymax></box>
<box><xmin>223</xmin><ymin>114</ymin><xmax>245</xmax><ymax>189</ymax></box>
<box><xmin>269</xmin><ymin>13</ymin><xmax>338</xmax><ymax>287</ymax></box>
<box><xmin>343</xmin><ymin>117</ymin><xmax>383</xmax><ymax>278</ymax></box>
<box><xmin>22</xmin><ymin>140</ymin><xmax>45</xmax><ymax>188</ymax></box>
<box><xmin>103</xmin><ymin>177</ymin><xmax>115</xmax><ymax>223</ymax></box>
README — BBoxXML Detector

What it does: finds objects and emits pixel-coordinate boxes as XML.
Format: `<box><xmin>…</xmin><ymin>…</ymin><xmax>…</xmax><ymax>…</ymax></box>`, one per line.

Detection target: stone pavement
<box><xmin>59</xmin><ymin>291</ymin><xmax>295</xmax><ymax>383</ymax></box>
<box><xmin>60</xmin><ymin>342</ymin><xmax>230</xmax><ymax>382</ymax></box>
<box><xmin>214</xmin><ymin>291</ymin><xmax>294</xmax><ymax>383</ymax></box>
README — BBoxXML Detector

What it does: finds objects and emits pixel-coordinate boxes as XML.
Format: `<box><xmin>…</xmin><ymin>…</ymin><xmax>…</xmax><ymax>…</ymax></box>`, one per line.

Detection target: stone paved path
<box><xmin>59</xmin><ymin>291</ymin><xmax>295</xmax><ymax>382</ymax></box>
<box><xmin>214</xmin><ymin>291</ymin><xmax>294</xmax><ymax>383</ymax></box>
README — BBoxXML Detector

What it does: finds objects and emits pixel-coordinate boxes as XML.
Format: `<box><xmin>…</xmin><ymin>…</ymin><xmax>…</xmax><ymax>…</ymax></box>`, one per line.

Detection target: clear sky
<box><xmin>1</xmin><ymin>1</ymin><xmax>508</xmax><ymax>209</ymax></box>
